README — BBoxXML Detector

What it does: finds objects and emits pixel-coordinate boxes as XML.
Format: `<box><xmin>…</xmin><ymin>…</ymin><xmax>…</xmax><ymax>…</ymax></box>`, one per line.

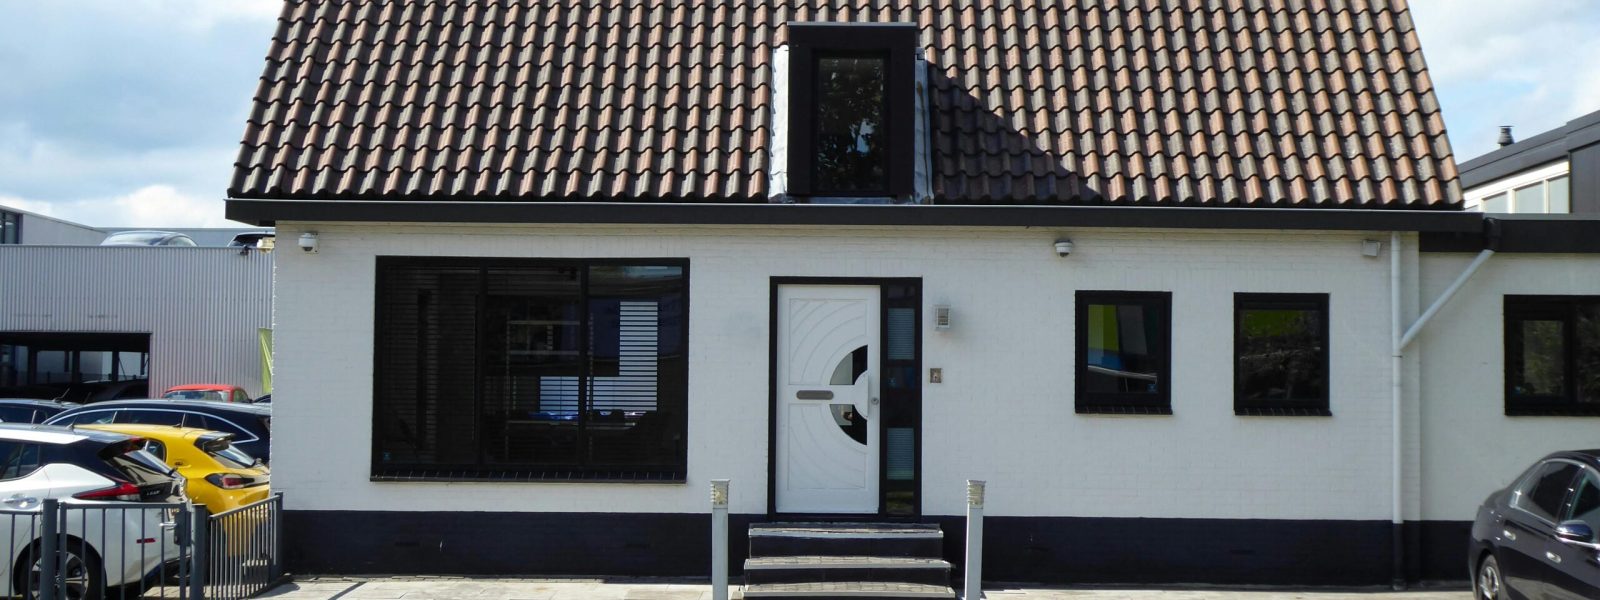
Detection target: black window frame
<box><xmin>0</xmin><ymin>210</ymin><xmax>19</xmax><ymax>245</ymax></box>
<box><xmin>371</xmin><ymin>256</ymin><xmax>690</xmax><ymax>482</ymax></box>
<box><xmin>1233</xmin><ymin>293</ymin><xmax>1332</xmax><ymax>417</ymax></box>
<box><xmin>1074</xmin><ymin>291</ymin><xmax>1173</xmax><ymax>415</ymax></box>
<box><xmin>786</xmin><ymin>22</ymin><xmax>917</xmax><ymax>199</ymax></box>
<box><xmin>1504</xmin><ymin>295</ymin><xmax>1600</xmax><ymax>416</ymax></box>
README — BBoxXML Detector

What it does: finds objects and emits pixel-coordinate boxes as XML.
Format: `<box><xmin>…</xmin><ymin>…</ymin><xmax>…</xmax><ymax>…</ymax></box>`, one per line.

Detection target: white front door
<box><xmin>776</xmin><ymin>284</ymin><xmax>880</xmax><ymax>514</ymax></box>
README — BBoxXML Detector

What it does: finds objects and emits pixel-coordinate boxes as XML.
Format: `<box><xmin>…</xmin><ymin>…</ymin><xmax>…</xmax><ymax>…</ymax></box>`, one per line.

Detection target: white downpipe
<box><xmin>1400</xmin><ymin>249</ymin><xmax>1496</xmax><ymax>350</ymax></box>
<box><xmin>1388</xmin><ymin>236</ymin><xmax>1495</xmax><ymax>589</ymax></box>
<box><xmin>1389</xmin><ymin>231</ymin><xmax>1403</xmax><ymax>590</ymax></box>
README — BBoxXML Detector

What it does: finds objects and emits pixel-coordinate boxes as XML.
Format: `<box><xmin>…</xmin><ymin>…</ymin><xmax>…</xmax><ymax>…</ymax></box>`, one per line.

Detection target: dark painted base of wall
<box><xmin>283</xmin><ymin>511</ymin><xmax>1473</xmax><ymax>585</ymax></box>
<box><xmin>1411</xmin><ymin>520</ymin><xmax>1473</xmax><ymax>582</ymax></box>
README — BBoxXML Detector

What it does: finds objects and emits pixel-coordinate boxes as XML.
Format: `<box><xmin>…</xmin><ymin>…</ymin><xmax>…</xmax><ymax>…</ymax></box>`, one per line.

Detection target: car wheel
<box><xmin>1476</xmin><ymin>554</ymin><xmax>1506</xmax><ymax>600</ymax></box>
<box><xmin>15</xmin><ymin>540</ymin><xmax>103</xmax><ymax>600</ymax></box>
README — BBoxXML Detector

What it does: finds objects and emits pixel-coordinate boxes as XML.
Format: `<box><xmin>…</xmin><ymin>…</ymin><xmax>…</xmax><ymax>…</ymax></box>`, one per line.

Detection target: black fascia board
<box><xmin>1484</xmin><ymin>215</ymin><xmax>1600</xmax><ymax>253</ymax></box>
<box><xmin>786</xmin><ymin>22</ymin><xmax>918</xmax><ymax>198</ymax></box>
<box><xmin>1420</xmin><ymin>214</ymin><xmax>1600</xmax><ymax>254</ymax></box>
<box><xmin>226</xmin><ymin>198</ymin><xmax>1484</xmax><ymax>233</ymax></box>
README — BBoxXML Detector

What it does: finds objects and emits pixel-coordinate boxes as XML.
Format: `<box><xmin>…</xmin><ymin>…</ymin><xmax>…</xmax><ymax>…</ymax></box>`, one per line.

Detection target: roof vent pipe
<box><xmin>1498</xmin><ymin>126</ymin><xmax>1515</xmax><ymax>147</ymax></box>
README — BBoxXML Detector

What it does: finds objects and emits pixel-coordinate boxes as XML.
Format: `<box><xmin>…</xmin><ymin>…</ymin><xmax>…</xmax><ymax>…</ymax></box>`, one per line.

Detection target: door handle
<box><xmin>868</xmin><ymin>373</ymin><xmax>879</xmax><ymax>416</ymax></box>
<box><xmin>3</xmin><ymin>495</ymin><xmax>37</xmax><ymax>508</ymax></box>
<box><xmin>1547</xmin><ymin>551</ymin><xmax>1563</xmax><ymax>564</ymax></box>
<box><xmin>1502</xmin><ymin>529</ymin><xmax>1517</xmax><ymax>541</ymax></box>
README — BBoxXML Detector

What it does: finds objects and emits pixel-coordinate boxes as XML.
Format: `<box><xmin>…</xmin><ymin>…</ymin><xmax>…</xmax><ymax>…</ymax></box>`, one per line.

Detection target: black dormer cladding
<box><xmin>786</xmin><ymin>22</ymin><xmax>919</xmax><ymax>200</ymax></box>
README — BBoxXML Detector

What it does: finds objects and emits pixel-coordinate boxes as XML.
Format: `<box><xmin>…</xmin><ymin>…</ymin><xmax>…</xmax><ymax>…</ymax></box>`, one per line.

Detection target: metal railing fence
<box><xmin>0</xmin><ymin>494</ymin><xmax>283</xmax><ymax>600</ymax></box>
<box><xmin>199</xmin><ymin>495</ymin><xmax>283</xmax><ymax>600</ymax></box>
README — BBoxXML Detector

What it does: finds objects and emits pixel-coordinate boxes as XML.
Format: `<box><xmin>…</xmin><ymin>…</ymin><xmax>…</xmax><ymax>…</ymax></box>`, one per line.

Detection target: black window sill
<box><xmin>370</xmin><ymin>471</ymin><xmax>687</xmax><ymax>484</ymax></box>
<box><xmin>1235</xmin><ymin>406</ymin><xmax>1332</xmax><ymax>417</ymax></box>
<box><xmin>1076</xmin><ymin>404</ymin><xmax>1173</xmax><ymax>416</ymax></box>
<box><xmin>1505</xmin><ymin>406</ymin><xmax>1600</xmax><ymax>417</ymax></box>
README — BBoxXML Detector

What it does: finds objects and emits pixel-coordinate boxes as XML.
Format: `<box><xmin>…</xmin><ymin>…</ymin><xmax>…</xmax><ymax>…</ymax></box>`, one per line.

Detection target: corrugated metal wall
<box><xmin>0</xmin><ymin>246</ymin><xmax>273</xmax><ymax>395</ymax></box>
<box><xmin>14</xmin><ymin>213</ymin><xmax>105</xmax><ymax>245</ymax></box>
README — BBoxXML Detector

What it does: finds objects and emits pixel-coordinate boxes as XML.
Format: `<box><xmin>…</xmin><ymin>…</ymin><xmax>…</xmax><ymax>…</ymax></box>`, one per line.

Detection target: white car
<box><xmin>0</xmin><ymin>425</ymin><xmax>185</xmax><ymax>599</ymax></box>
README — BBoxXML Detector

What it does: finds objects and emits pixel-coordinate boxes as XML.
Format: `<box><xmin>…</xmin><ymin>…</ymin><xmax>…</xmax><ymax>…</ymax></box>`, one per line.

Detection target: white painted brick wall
<box><xmin>272</xmin><ymin>223</ymin><xmax>1407</xmax><ymax>520</ymax></box>
<box><xmin>1417</xmin><ymin>253</ymin><xmax>1600</xmax><ymax>522</ymax></box>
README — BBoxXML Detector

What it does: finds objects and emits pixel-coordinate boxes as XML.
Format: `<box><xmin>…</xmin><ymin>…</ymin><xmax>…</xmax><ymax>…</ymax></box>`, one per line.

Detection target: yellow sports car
<box><xmin>81</xmin><ymin>424</ymin><xmax>270</xmax><ymax>513</ymax></box>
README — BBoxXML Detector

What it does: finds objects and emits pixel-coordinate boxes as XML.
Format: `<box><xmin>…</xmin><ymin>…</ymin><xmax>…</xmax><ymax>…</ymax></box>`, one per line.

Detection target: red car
<box><xmin>161</xmin><ymin>384</ymin><xmax>252</xmax><ymax>403</ymax></box>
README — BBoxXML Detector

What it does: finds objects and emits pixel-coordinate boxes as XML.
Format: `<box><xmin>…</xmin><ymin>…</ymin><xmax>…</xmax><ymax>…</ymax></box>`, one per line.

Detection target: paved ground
<box><xmin>256</xmin><ymin>577</ymin><xmax>1473</xmax><ymax>600</ymax></box>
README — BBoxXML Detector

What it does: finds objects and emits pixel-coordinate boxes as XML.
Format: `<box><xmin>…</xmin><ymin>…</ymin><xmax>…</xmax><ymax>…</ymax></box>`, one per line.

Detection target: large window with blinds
<box><xmin>372</xmin><ymin>258</ymin><xmax>688</xmax><ymax>481</ymax></box>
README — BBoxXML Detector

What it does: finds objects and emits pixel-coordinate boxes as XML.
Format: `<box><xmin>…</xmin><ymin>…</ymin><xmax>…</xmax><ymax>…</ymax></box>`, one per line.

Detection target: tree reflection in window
<box><xmin>1505</xmin><ymin>296</ymin><xmax>1600</xmax><ymax>414</ymax></box>
<box><xmin>814</xmin><ymin>56</ymin><xmax>887</xmax><ymax>194</ymax></box>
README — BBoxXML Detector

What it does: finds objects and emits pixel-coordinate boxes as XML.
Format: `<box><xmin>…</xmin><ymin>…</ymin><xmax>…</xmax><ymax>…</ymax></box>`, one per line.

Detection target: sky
<box><xmin>0</xmin><ymin>1</ymin><xmax>1597</xmax><ymax>228</ymax></box>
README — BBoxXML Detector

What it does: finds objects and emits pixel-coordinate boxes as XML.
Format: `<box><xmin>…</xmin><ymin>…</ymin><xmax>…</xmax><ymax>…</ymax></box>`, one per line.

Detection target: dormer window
<box><xmin>815</xmin><ymin>56</ymin><xmax>887</xmax><ymax>193</ymax></box>
<box><xmin>786</xmin><ymin>23</ymin><xmax>918</xmax><ymax>200</ymax></box>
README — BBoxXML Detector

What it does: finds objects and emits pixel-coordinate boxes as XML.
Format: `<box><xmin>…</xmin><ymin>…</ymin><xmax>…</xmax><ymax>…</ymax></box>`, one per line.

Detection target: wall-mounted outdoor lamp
<box><xmin>1362</xmin><ymin>239</ymin><xmax>1382</xmax><ymax>258</ymax></box>
<box><xmin>1054</xmin><ymin>239</ymin><xmax>1074</xmax><ymax>257</ymax></box>
<box><xmin>933</xmin><ymin>305</ymin><xmax>952</xmax><ymax>331</ymax></box>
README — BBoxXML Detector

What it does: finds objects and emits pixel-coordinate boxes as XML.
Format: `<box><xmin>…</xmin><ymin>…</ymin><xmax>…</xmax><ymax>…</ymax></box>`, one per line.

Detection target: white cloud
<box><xmin>0</xmin><ymin>195</ymin><xmax>61</xmax><ymax>218</ymax></box>
<box><xmin>1409</xmin><ymin>0</ymin><xmax>1600</xmax><ymax>158</ymax></box>
<box><xmin>1</xmin><ymin>186</ymin><xmax>241</xmax><ymax>229</ymax></box>
<box><xmin>107</xmin><ymin>185</ymin><xmax>239</xmax><ymax>228</ymax></box>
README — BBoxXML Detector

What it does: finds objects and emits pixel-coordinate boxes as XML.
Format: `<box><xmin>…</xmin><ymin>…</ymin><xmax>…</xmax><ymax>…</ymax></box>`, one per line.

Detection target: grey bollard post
<box><xmin>711</xmin><ymin>479</ymin><xmax>730</xmax><ymax>600</ymax></box>
<box><xmin>965</xmin><ymin>480</ymin><xmax>985</xmax><ymax>600</ymax></box>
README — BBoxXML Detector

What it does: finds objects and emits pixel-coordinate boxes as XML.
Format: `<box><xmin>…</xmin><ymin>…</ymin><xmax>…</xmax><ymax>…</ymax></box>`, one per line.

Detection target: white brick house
<box><xmin>225</xmin><ymin>0</ymin><xmax>1600</xmax><ymax>588</ymax></box>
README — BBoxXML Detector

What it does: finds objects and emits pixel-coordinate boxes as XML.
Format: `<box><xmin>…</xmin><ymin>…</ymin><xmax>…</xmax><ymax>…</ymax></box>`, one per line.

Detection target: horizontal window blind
<box><xmin>373</xmin><ymin>258</ymin><xmax>688</xmax><ymax>481</ymax></box>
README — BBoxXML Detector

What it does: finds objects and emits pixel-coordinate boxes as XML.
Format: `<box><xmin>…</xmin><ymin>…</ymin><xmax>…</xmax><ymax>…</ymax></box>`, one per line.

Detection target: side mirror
<box><xmin>1556</xmin><ymin>520</ymin><xmax>1596</xmax><ymax>544</ymax></box>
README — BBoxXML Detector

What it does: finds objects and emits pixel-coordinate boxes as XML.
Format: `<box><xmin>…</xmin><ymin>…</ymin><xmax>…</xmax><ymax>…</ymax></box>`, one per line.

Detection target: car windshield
<box><xmin>106</xmin><ymin>445</ymin><xmax>176</xmax><ymax>485</ymax></box>
<box><xmin>0</xmin><ymin>406</ymin><xmax>37</xmax><ymax>423</ymax></box>
<box><xmin>101</xmin><ymin>231</ymin><xmax>174</xmax><ymax>245</ymax></box>
<box><xmin>207</xmin><ymin>442</ymin><xmax>258</xmax><ymax>468</ymax></box>
<box><xmin>164</xmin><ymin>390</ymin><xmax>225</xmax><ymax>402</ymax></box>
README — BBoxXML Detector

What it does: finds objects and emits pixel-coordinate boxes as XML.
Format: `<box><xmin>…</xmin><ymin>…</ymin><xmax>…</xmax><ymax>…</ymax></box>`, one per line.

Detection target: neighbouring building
<box><xmin>1459</xmin><ymin>109</ymin><xmax>1600</xmax><ymax>214</ymax></box>
<box><xmin>0</xmin><ymin>204</ymin><xmax>107</xmax><ymax>245</ymax></box>
<box><xmin>0</xmin><ymin>206</ymin><xmax>275</xmax><ymax>401</ymax></box>
<box><xmin>226</xmin><ymin>0</ymin><xmax>1600</xmax><ymax>588</ymax></box>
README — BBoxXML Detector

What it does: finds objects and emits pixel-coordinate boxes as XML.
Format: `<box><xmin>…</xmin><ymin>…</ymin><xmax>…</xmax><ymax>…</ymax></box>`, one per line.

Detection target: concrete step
<box><xmin>741</xmin><ymin>581</ymin><xmax>956</xmax><ymax>599</ymax></box>
<box><xmin>749</xmin><ymin>522</ymin><xmax>944</xmax><ymax>559</ymax></box>
<box><xmin>744</xmin><ymin>555</ymin><xmax>952</xmax><ymax>586</ymax></box>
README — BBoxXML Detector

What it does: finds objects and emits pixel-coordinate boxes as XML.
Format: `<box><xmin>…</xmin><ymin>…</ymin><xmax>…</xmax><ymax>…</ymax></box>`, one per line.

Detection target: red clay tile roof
<box><xmin>229</xmin><ymin>0</ymin><xmax>1461</xmax><ymax>209</ymax></box>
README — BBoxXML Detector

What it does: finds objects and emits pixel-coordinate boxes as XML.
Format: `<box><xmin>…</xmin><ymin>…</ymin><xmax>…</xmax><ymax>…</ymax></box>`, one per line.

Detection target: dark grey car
<box><xmin>1470</xmin><ymin>450</ymin><xmax>1600</xmax><ymax>599</ymax></box>
<box><xmin>44</xmin><ymin>400</ymin><xmax>272</xmax><ymax>463</ymax></box>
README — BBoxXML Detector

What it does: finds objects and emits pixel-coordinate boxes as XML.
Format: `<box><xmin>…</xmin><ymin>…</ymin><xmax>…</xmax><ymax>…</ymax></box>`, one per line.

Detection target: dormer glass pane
<box><xmin>1549</xmin><ymin>175</ymin><xmax>1570</xmax><ymax>213</ymax></box>
<box><xmin>815</xmin><ymin>56</ymin><xmax>887</xmax><ymax>194</ymax></box>
<box><xmin>1481</xmin><ymin>192</ymin><xmax>1507</xmax><ymax>213</ymax></box>
<box><xmin>1513</xmin><ymin>183</ymin><xmax>1545</xmax><ymax>213</ymax></box>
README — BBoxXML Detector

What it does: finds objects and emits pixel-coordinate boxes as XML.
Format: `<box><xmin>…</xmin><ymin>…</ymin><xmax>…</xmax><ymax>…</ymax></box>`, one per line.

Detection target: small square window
<box><xmin>0</xmin><ymin>211</ymin><xmax>19</xmax><ymax>245</ymax></box>
<box><xmin>1504</xmin><ymin>296</ymin><xmax>1600</xmax><ymax>416</ymax></box>
<box><xmin>1075</xmin><ymin>291</ymin><xmax>1171</xmax><ymax>414</ymax></box>
<box><xmin>1234</xmin><ymin>294</ymin><xmax>1330</xmax><ymax>416</ymax></box>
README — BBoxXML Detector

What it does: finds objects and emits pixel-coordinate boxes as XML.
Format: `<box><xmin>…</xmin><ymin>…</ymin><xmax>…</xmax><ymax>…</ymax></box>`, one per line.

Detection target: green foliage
<box><xmin>815</xmin><ymin>57</ymin><xmax>885</xmax><ymax>193</ymax></box>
